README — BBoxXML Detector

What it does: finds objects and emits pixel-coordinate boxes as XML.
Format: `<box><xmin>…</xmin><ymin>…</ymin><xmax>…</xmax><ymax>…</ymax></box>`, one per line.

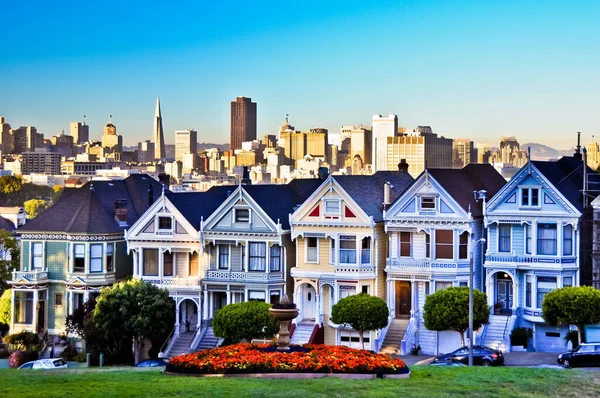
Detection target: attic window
<box><xmin>521</xmin><ymin>188</ymin><xmax>540</xmax><ymax>207</ymax></box>
<box><xmin>158</xmin><ymin>217</ymin><xmax>172</xmax><ymax>230</ymax></box>
<box><xmin>421</xmin><ymin>196</ymin><xmax>436</xmax><ymax>210</ymax></box>
<box><xmin>235</xmin><ymin>209</ymin><xmax>250</xmax><ymax>223</ymax></box>
<box><xmin>324</xmin><ymin>200</ymin><xmax>340</xmax><ymax>215</ymax></box>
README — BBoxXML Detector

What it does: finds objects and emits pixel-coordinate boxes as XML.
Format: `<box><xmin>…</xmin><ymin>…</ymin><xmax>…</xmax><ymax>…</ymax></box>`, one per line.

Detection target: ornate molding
<box><xmin>21</xmin><ymin>233</ymin><xmax>123</xmax><ymax>242</ymax></box>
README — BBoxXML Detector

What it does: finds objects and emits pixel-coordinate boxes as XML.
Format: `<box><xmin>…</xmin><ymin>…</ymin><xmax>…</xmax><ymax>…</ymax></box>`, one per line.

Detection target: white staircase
<box><xmin>290</xmin><ymin>322</ymin><xmax>315</xmax><ymax>345</ymax></box>
<box><xmin>167</xmin><ymin>332</ymin><xmax>195</xmax><ymax>358</ymax></box>
<box><xmin>482</xmin><ymin>315</ymin><xmax>510</xmax><ymax>351</ymax></box>
<box><xmin>380</xmin><ymin>319</ymin><xmax>409</xmax><ymax>355</ymax></box>
<box><xmin>195</xmin><ymin>328</ymin><xmax>220</xmax><ymax>351</ymax></box>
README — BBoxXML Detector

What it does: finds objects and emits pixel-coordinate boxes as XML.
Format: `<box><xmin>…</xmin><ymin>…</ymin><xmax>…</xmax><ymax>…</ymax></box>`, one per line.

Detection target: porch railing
<box><xmin>11</xmin><ymin>270</ymin><xmax>48</xmax><ymax>283</ymax></box>
<box><xmin>158</xmin><ymin>327</ymin><xmax>175</xmax><ymax>358</ymax></box>
<box><xmin>373</xmin><ymin>313</ymin><xmax>394</xmax><ymax>353</ymax></box>
<box><xmin>400</xmin><ymin>316</ymin><xmax>417</xmax><ymax>355</ymax></box>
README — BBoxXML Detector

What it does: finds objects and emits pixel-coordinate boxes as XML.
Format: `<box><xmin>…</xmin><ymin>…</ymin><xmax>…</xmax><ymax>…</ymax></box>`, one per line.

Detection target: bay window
<box><xmin>537</xmin><ymin>223</ymin><xmax>557</xmax><ymax>255</ymax></box>
<box><xmin>249</xmin><ymin>242</ymin><xmax>266</xmax><ymax>271</ymax></box>
<box><xmin>106</xmin><ymin>244</ymin><xmax>114</xmax><ymax>272</ymax></box>
<box><xmin>526</xmin><ymin>275</ymin><xmax>532</xmax><ymax>307</ymax></box>
<box><xmin>218</xmin><ymin>245</ymin><xmax>229</xmax><ymax>269</ymax></box>
<box><xmin>74</xmin><ymin>244</ymin><xmax>85</xmax><ymax>272</ymax></box>
<box><xmin>306</xmin><ymin>238</ymin><xmax>318</xmax><ymax>262</ymax></box>
<box><xmin>14</xmin><ymin>291</ymin><xmax>33</xmax><ymax>324</ymax></box>
<box><xmin>525</xmin><ymin>224</ymin><xmax>532</xmax><ymax>254</ymax></box>
<box><xmin>425</xmin><ymin>233</ymin><xmax>431</xmax><ymax>258</ymax></box>
<box><xmin>459</xmin><ymin>232</ymin><xmax>468</xmax><ymax>259</ymax></box>
<box><xmin>143</xmin><ymin>248</ymin><xmax>158</xmax><ymax>276</ymax></box>
<box><xmin>164</xmin><ymin>252</ymin><xmax>173</xmax><ymax>276</ymax></box>
<box><xmin>339</xmin><ymin>236</ymin><xmax>356</xmax><ymax>264</ymax></box>
<box><xmin>361</xmin><ymin>238</ymin><xmax>370</xmax><ymax>264</ymax></box>
<box><xmin>498</xmin><ymin>225</ymin><xmax>511</xmax><ymax>253</ymax></box>
<box><xmin>32</xmin><ymin>242</ymin><xmax>43</xmax><ymax>270</ymax></box>
<box><xmin>399</xmin><ymin>232</ymin><xmax>411</xmax><ymax>257</ymax></box>
<box><xmin>270</xmin><ymin>245</ymin><xmax>281</xmax><ymax>272</ymax></box>
<box><xmin>435</xmin><ymin>230</ymin><xmax>453</xmax><ymax>260</ymax></box>
<box><xmin>563</xmin><ymin>225</ymin><xmax>573</xmax><ymax>256</ymax></box>
<box><xmin>90</xmin><ymin>244</ymin><xmax>103</xmax><ymax>273</ymax></box>
<box><xmin>537</xmin><ymin>276</ymin><xmax>557</xmax><ymax>306</ymax></box>
<box><xmin>330</xmin><ymin>239</ymin><xmax>336</xmax><ymax>264</ymax></box>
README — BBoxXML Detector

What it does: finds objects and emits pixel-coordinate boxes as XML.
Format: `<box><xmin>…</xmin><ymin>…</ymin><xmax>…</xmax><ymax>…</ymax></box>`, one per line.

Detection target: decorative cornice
<box><xmin>21</xmin><ymin>233</ymin><xmax>123</xmax><ymax>241</ymax></box>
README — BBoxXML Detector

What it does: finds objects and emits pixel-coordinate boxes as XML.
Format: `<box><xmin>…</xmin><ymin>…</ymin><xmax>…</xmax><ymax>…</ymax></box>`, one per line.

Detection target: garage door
<box><xmin>535</xmin><ymin>325</ymin><xmax>568</xmax><ymax>352</ymax></box>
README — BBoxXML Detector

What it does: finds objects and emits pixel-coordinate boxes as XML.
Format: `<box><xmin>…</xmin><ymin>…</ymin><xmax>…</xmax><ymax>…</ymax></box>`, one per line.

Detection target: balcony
<box><xmin>140</xmin><ymin>276</ymin><xmax>201</xmax><ymax>289</ymax></box>
<box><xmin>485</xmin><ymin>254</ymin><xmax>576</xmax><ymax>268</ymax></box>
<box><xmin>386</xmin><ymin>258</ymin><xmax>467</xmax><ymax>272</ymax></box>
<box><xmin>205</xmin><ymin>270</ymin><xmax>284</xmax><ymax>282</ymax></box>
<box><xmin>66</xmin><ymin>271</ymin><xmax>116</xmax><ymax>285</ymax></box>
<box><xmin>10</xmin><ymin>270</ymin><xmax>49</xmax><ymax>284</ymax></box>
<box><xmin>335</xmin><ymin>264</ymin><xmax>376</xmax><ymax>278</ymax></box>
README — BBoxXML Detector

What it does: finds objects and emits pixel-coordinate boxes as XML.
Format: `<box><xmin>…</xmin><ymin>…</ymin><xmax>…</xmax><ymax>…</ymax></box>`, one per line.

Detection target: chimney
<box><xmin>148</xmin><ymin>185</ymin><xmax>154</xmax><ymax>207</ymax></box>
<box><xmin>318</xmin><ymin>166</ymin><xmax>329</xmax><ymax>180</ymax></box>
<box><xmin>114</xmin><ymin>199</ymin><xmax>128</xmax><ymax>227</ymax></box>
<box><xmin>241</xmin><ymin>166</ymin><xmax>251</xmax><ymax>185</ymax></box>
<box><xmin>383</xmin><ymin>182</ymin><xmax>393</xmax><ymax>210</ymax></box>
<box><xmin>574</xmin><ymin>131</ymin><xmax>583</xmax><ymax>160</ymax></box>
<box><xmin>398</xmin><ymin>159</ymin><xmax>409</xmax><ymax>173</ymax></box>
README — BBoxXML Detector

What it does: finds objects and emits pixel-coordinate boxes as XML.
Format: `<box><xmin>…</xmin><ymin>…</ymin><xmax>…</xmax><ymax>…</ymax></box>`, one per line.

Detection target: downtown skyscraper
<box><xmin>152</xmin><ymin>97</ymin><xmax>166</xmax><ymax>160</ymax></box>
<box><xmin>230</xmin><ymin>96</ymin><xmax>257</xmax><ymax>151</ymax></box>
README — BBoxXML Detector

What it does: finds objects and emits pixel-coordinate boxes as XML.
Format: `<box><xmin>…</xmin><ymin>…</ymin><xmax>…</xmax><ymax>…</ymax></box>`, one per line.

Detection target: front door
<box><xmin>497</xmin><ymin>280</ymin><xmax>513</xmax><ymax>311</ymax></box>
<box><xmin>302</xmin><ymin>285</ymin><xmax>316</xmax><ymax>321</ymax></box>
<box><xmin>36</xmin><ymin>301</ymin><xmax>46</xmax><ymax>333</ymax></box>
<box><xmin>213</xmin><ymin>292</ymin><xmax>227</xmax><ymax>318</ymax></box>
<box><xmin>395</xmin><ymin>281</ymin><xmax>411</xmax><ymax>318</ymax></box>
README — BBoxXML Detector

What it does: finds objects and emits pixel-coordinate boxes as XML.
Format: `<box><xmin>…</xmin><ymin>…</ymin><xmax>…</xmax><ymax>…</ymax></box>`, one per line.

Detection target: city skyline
<box><xmin>1</xmin><ymin>1</ymin><xmax>599</xmax><ymax>148</ymax></box>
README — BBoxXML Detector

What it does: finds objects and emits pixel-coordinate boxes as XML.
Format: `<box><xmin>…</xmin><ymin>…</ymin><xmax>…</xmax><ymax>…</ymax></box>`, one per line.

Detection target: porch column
<box><xmin>132</xmin><ymin>250</ymin><xmax>138</xmax><ymax>277</ymax></box>
<box><xmin>175</xmin><ymin>299</ymin><xmax>180</xmax><ymax>337</ymax></box>
<box><xmin>557</xmin><ymin>221</ymin><xmax>563</xmax><ymax>256</ymax></box>
<box><xmin>226</xmin><ymin>288</ymin><xmax>231</xmax><ymax>305</ymax></box>
<box><xmin>244</xmin><ymin>289</ymin><xmax>249</xmax><ymax>302</ymax></box>
<box><xmin>532</xmin><ymin>274</ymin><xmax>538</xmax><ymax>308</ymax></box>
<box><xmin>294</xmin><ymin>286</ymin><xmax>302</xmax><ymax>321</ymax></box>
<box><xmin>315</xmin><ymin>293</ymin><xmax>321</xmax><ymax>324</ymax></box>
<box><xmin>139</xmin><ymin>249</ymin><xmax>144</xmax><ymax>277</ymax></box>
<box><xmin>244</xmin><ymin>242</ymin><xmax>249</xmax><ymax>272</ymax></box>
<box><xmin>355</xmin><ymin>236</ymin><xmax>360</xmax><ymax>265</ymax></box>
<box><xmin>84</xmin><ymin>291</ymin><xmax>89</xmax><ymax>303</ymax></box>
<box><xmin>410</xmin><ymin>281</ymin><xmax>416</xmax><ymax>316</ymax></box>
<box><xmin>532</xmin><ymin>221</ymin><xmax>537</xmax><ymax>255</ymax></box>
<box><xmin>266</xmin><ymin>243</ymin><xmax>270</xmax><ymax>274</ymax></box>
<box><xmin>196</xmin><ymin>296</ymin><xmax>201</xmax><ymax>329</ymax></box>
<box><xmin>158</xmin><ymin>249</ymin><xmax>164</xmax><ymax>281</ymax></box>
<box><xmin>32</xmin><ymin>290</ymin><xmax>39</xmax><ymax>332</ymax></box>
<box><xmin>202</xmin><ymin>290</ymin><xmax>208</xmax><ymax>321</ymax></box>
<box><xmin>10</xmin><ymin>289</ymin><xmax>15</xmax><ymax>332</ymax></box>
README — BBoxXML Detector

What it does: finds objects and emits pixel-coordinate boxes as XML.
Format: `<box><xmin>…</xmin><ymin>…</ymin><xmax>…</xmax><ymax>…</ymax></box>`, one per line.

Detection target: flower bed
<box><xmin>166</xmin><ymin>343</ymin><xmax>409</xmax><ymax>378</ymax></box>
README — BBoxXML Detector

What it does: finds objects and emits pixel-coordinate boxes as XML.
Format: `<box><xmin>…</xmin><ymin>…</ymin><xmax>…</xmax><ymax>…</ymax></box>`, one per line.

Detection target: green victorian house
<box><xmin>9</xmin><ymin>174</ymin><xmax>163</xmax><ymax>342</ymax></box>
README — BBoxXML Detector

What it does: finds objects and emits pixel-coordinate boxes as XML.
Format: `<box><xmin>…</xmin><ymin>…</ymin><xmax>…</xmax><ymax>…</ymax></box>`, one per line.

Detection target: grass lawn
<box><xmin>0</xmin><ymin>366</ymin><xmax>599</xmax><ymax>397</ymax></box>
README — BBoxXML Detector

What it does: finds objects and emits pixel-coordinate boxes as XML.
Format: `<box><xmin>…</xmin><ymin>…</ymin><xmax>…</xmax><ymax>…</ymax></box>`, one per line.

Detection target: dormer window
<box><xmin>158</xmin><ymin>216</ymin><xmax>172</xmax><ymax>230</ymax></box>
<box><xmin>324</xmin><ymin>200</ymin><xmax>340</xmax><ymax>215</ymax></box>
<box><xmin>521</xmin><ymin>188</ymin><xmax>540</xmax><ymax>207</ymax></box>
<box><xmin>421</xmin><ymin>196</ymin><xmax>436</xmax><ymax>210</ymax></box>
<box><xmin>235</xmin><ymin>208</ymin><xmax>250</xmax><ymax>223</ymax></box>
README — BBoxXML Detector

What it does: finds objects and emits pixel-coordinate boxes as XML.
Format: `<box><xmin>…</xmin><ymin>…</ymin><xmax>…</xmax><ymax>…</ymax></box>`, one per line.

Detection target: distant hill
<box><xmin>123</xmin><ymin>143</ymin><xmax>229</xmax><ymax>159</ymax></box>
<box><xmin>521</xmin><ymin>143</ymin><xmax>574</xmax><ymax>161</ymax></box>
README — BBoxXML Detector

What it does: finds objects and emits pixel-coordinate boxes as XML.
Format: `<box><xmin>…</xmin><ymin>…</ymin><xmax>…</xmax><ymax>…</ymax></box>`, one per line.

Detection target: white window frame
<box><xmin>324</xmin><ymin>199</ymin><xmax>341</xmax><ymax>215</ymax></box>
<box><xmin>420</xmin><ymin>196</ymin><xmax>436</xmax><ymax>210</ymax></box>
<box><xmin>31</xmin><ymin>242</ymin><xmax>43</xmax><ymax>270</ymax></box>
<box><xmin>520</xmin><ymin>187</ymin><xmax>541</xmax><ymax>208</ymax></box>
<box><xmin>73</xmin><ymin>243</ymin><xmax>86</xmax><ymax>272</ymax></box>
<box><xmin>157</xmin><ymin>215</ymin><xmax>173</xmax><ymax>231</ymax></box>
<box><xmin>306</xmin><ymin>237</ymin><xmax>318</xmax><ymax>263</ymax></box>
<box><xmin>498</xmin><ymin>224</ymin><xmax>511</xmax><ymax>253</ymax></box>
<box><xmin>218</xmin><ymin>245</ymin><xmax>230</xmax><ymax>270</ymax></box>
<box><xmin>89</xmin><ymin>244</ymin><xmax>103</xmax><ymax>273</ymax></box>
<box><xmin>234</xmin><ymin>208</ymin><xmax>250</xmax><ymax>223</ymax></box>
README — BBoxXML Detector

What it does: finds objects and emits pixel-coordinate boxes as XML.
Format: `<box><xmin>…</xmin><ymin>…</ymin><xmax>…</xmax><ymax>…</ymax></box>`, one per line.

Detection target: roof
<box><xmin>0</xmin><ymin>207</ymin><xmax>23</xmax><ymax>214</ymax></box>
<box><xmin>0</xmin><ymin>216</ymin><xmax>15</xmax><ymax>232</ymax></box>
<box><xmin>334</xmin><ymin>171</ymin><xmax>414</xmax><ymax>222</ymax></box>
<box><xmin>531</xmin><ymin>156</ymin><xmax>600</xmax><ymax>212</ymax></box>
<box><xmin>18</xmin><ymin>174</ymin><xmax>164</xmax><ymax>235</ymax></box>
<box><xmin>427</xmin><ymin>164</ymin><xmax>506</xmax><ymax>217</ymax></box>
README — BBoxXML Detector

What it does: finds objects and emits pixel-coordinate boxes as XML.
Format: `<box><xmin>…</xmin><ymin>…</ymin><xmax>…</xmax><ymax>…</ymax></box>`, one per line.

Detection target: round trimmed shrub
<box><xmin>213</xmin><ymin>301</ymin><xmax>278</xmax><ymax>342</ymax></box>
<box><xmin>8</xmin><ymin>350</ymin><xmax>38</xmax><ymax>368</ymax></box>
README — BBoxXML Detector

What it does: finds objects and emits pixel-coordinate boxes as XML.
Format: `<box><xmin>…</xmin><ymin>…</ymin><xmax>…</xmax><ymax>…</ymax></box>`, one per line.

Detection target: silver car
<box><xmin>19</xmin><ymin>358</ymin><xmax>69</xmax><ymax>369</ymax></box>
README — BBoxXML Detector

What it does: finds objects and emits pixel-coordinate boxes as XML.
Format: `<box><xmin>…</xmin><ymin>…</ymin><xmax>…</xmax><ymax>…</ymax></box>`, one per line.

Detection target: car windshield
<box><xmin>20</xmin><ymin>363</ymin><xmax>33</xmax><ymax>369</ymax></box>
<box><xmin>579</xmin><ymin>345</ymin><xmax>595</xmax><ymax>353</ymax></box>
<box><xmin>52</xmin><ymin>359</ymin><xmax>67</xmax><ymax>367</ymax></box>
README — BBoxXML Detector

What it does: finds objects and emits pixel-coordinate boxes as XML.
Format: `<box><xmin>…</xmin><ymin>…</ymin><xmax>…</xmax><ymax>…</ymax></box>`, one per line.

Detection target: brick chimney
<box><xmin>114</xmin><ymin>199</ymin><xmax>128</xmax><ymax>227</ymax></box>
<box><xmin>398</xmin><ymin>158</ymin><xmax>409</xmax><ymax>173</ymax></box>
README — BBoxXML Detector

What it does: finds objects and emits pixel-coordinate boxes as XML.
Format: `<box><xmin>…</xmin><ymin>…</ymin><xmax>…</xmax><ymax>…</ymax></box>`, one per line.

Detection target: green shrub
<box><xmin>74</xmin><ymin>352</ymin><xmax>87</xmax><ymax>363</ymax></box>
<box><xmin>61</xmin><ymin>343</ymin><xmax>79</xmax><ymax>361</ymax></box>
<box><xmin>213</xmin><ymin>301</ymin><xmax>278</xmax><ymax>342</ymax></box>
<box><xmin>4</xmin><ymin>331</ymin><xmax>39</xmax><ymax>351</ymax></box>
<box><xmin>510</xmin><ymin>327</ymin><xmax>533</xmax><ymax>348</ymax></box>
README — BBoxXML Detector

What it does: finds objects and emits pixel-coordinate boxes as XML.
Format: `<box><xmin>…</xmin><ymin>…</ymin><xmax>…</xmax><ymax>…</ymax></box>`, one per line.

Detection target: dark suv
<box><xmin>558</xmin><ymin>343</ymin><xmax>600</xmax><ymax>368</ymax></box>
<box><xmin>432</xmin><ymin>346</ymin><xmax>504</xmax><ymax>366</ymax></box>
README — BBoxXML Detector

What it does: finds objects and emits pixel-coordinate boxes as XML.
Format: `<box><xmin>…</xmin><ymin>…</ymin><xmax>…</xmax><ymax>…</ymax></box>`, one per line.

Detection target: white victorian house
<box><xmin>484</xmin><ymin>156</ymin><xmax>598</xmax><ymax>352</ymax></box>
<box><xmin>289</xmin><ymin>170</ymin><xmax>413</xmax><ymax>350</ymax></box>
<box><xmin>383</xmin><ymin>164</ymin><xmax>506</xmax><ymax>355</ymax></box>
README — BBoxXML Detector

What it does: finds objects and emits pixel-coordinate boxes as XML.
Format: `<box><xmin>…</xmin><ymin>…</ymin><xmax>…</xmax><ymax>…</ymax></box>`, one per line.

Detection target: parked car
<box><xmin>136</xmin><ymin>358</ymin><xmax>168</xmax><ymax>367</ymax></box>
<box><xmin>432</xmin><ymin>346</ymin><xmax>504</xmax><ymax>366</ymax></box>
<box><xmin>557</xmin><ymin>343</ymin><xmax>600</xmax><ymax>368</ymax></box>
<box><xmin>19</xmin><ymin>359</ymin><xmax>68</xmax><ymax>369</ymax></box>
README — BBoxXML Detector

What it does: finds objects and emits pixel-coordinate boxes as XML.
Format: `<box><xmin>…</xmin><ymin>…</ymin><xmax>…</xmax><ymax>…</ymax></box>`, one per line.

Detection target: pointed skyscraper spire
<box><xmin>152</xmin><ymin>97</ymin><xmax>165</xmax><ymax>160</ymax></box>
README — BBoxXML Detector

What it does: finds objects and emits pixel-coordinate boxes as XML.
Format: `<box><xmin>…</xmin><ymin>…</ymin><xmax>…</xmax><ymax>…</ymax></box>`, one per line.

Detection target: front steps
<box><xmin>380</xmin><ymin>319</ymin><xmax>409</xmax><ymax>355</ymax></box>
<box><xmin>167</xmin><ymin>332</ymin><xmax>195</xmax><ymax>358</ymax></box>
<box><xmin>195</xmin><ymin>328</ymin><xmax>219</xmax><ymax>351</ymax></box>
<box><xmin>290</xmin><ymin>321</ymin><xmax>315</xmax><ymax>345</ymax></box>
<box><xmin>482</xmin><ymin>315</ymin><xmax>510</xmax><ymax>351</ymax></box>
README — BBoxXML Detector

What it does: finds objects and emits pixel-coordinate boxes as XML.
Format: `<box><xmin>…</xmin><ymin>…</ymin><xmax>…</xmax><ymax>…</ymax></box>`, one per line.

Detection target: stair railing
<box><xmin>502</xmin><ymin>314</ymin><xmax>517</xmax><ymax>352</ymax></box>
<box><xmin>190</xmin><ymin>326</ymin><xmax>207</xmax><ymax>352</ymax></box>
<box><xmin>400</xmin><ymin>316</ymin><xmax>417</xmax><ymax>355</ymax></box>
<box><xmin>158</xmin><ymin>327</ymin><xmax>175</xmax><ymax>358</ymax></box>
<box><xmin>373</xmin><ymin>313</ymin><xmax>393</xmax><ymax>353</ymax></box>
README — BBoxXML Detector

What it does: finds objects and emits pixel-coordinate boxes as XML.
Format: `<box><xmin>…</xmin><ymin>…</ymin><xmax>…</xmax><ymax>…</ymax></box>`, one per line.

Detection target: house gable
<box><xmin>385</xmin><ymin>172</ymin><xmax>468</xmax><ymax>220</ymax></box>
<box><xmin>486</xmin><ymin>163</ymin><xmax>581</xmax><ymax>217</ymax></box>
<box><xmin>291</xmin><ymin>177</ymin><xmax>371</xmax><ymax>226</ymax></box>
<box><xmin>202</xmin><ymin>187</ymin><xmax>278</xmax><ymax>234</ymax></box>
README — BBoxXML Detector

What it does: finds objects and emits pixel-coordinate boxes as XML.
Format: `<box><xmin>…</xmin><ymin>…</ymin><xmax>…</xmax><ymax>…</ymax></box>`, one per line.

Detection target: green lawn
<box><xmin>0</xmin><ymin>366</ymin><xmax>598</xmax><ymax>397</ymax></box>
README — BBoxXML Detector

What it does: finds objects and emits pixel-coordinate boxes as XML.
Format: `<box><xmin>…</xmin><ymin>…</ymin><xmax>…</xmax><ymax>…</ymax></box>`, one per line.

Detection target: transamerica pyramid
<box><xmin>152</xmin><ymin>97</ymin><xmax>165</xmax><ymax>160</ymax></box>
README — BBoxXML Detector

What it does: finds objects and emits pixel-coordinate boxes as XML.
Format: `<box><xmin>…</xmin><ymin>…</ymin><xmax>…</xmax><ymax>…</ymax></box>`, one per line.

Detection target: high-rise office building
<box><xmin>386</xmin><ymin>128</ymin><xmax>453</xmax><ymax>177</ymax></box>
<box><xmin>101</xmin><ymin>116</ymin><xmax>123</xmax><ymax>156</ymax></box>
<box><xmin>70</xmin><ymin>120</ymin><xmax>89</xmax><ymax>144</ymax></box>
<box><xmin>489</xmin><ymin>137</ymin><xmax>528</xmax><ymax>168</ymax></box>
<box><xmin>452</xmin><ymin>138</ymin><xmax>477</xmax><ymax>168</ymax></box>
<box><xmin>11</xmin><ymin>126</ymin><xmax>43</xmax><ymax>154</ymax></box>
<box><xmin>342</xmin><ymin>124</ymin><xmax>372</xmax><ymax>167</ymax></box>
<box><xmin>152</xmin><ymin>97</ymin><xmax>166</xmax><ymax>160</ymax></box>
<box><xmin>305</xmin><ymin>128</ymin><xmax>328</xmax><ymax>158</ymax></box>
<box><xmin>372</xmin><ymin>114</ymin><xmax>398</xmax><ymax>172</ymax></box>
<box><xmin>138</xmin><ymin>140</ymin><xmax>155</xmax><ymax>163</ymax></box>
<box><xmin>21</xmin><ymin>151</ymin><xmax>61</xmax><ymax>175</ymax></box>
<box><xmin>175</xmin><ymin>129</ymin><xmax>198</xmax><ymax>162</ymax></box>
<box><xmin>230</xmin><ymin>96</ymin><xmax>257</xmax><ymax>151</ymax></box>
<box><xmin>0</xmin><ymin>116</ymin><xmax>12</xmax><ymax>153</ymax></box>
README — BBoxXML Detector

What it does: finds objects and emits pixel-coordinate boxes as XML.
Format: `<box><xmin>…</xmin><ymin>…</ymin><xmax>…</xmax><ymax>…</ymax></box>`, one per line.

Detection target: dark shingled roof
<box><xmin>334</xmin><ymin>171</ymin><xmax>414</xmax><ymax>222</ymax></box>
<box><xmin>18</xmin><ymin>174</ymin><xmax>164</xmax><ymax>234</ymax></box>
<box><xmin>0</xmin><ymin>216</ymin><xmax>15</xmax><ymax>232</ymax></box>
<box><xmin>531</xmin><ymin>156</ymin><xmax>600</xmax><ymax>212</ymax></box>
<box><xmin>427</xmin><ymin>164</ymin><xmax>506</xmax><ymax>217</ymax></box>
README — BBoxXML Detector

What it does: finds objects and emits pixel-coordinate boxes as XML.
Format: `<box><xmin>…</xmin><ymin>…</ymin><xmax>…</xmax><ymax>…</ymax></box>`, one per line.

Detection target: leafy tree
<box><xmin>0</xmin><ymin>230</ymin><xmax>19</xmax><ymax>293</ymax></box>
<box><xmin>423</xmin><ymin>287</ymin><xmax>489</xmax><ymax>347</ymax></box>
<box><xmin>0</xmin><ymin>176</ymin><xmax>22</xmax><ymax>195</ymax></box>
<box><xmin>23</xmin><ymin>199</ymin><xmax>50</xmax><ymax>219</ymax></box>
<box><xmin>213</xmin><ymin>301</ymin><xmax>278</xmax><ymax>342</ymax></box>
<box><xmin>52</xmin><ymin>185</ymin><xmax>63</xmax><ymax>202</ymax></box>
<box><xmin>93</xmin><ymin>280</ymin><xmax>174</xmax><ymax>364</ymax></box>
<box><xmin>542</xmin><ymin>286</ymin><xmax>600</xmax><ymax>344</ymax></box>
<box><xmin>4</xmin><ymin>331</ymin><xmax>39</xmax><ymax>351</ymax></box>
<box><xmin>0</xmin><ymin>289</ymin><xmax>11</xmax><ymax>325</ymax></box>
<box><xmin>331</xmin><ymin>293</ymin><xmax>389</xmax><ymax>349</ymax></box>
<box><xmin>65</xmin><ymin>297</ymin><xmax>112</xmax><ymax>360</ymax></box>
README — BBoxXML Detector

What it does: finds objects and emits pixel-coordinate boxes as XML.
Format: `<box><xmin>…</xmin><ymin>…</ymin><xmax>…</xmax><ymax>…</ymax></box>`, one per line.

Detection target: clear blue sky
<box><xmin>1</xmin><ymin>0</ymin><xmax>599</xmax><ymax>148</ymax></box>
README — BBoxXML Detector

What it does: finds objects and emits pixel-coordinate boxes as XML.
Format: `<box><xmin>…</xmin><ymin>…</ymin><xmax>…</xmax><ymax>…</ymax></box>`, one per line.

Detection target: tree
<box><xmin>93</xmin><ymin>280</ymin><xmax>174</xmax><ymax>364</ymax></box>
<box><xmin>0</xmin><ymin>176</ymin><xmax>22</xmax><ymax>195</ymax></box>
<box><xmin>23</xmin><ymin>199</ymin><xmax>50</xmax><ymax>219</ymax></box>
<box><xmin>0</xmin><ymin>230</ymin><xmax>19</xmax><ymax>293</ymax></box>
<box><xmin>0</xmin><ymin>289</ymin><xmax>11</xmax><ymax>325</ymax></box>
<box><xmin>213</xmin><ymin>301</ymin><xmax>279</xmax><ymax>342</ymax></box>
<box><xmin>423</xmin><ymin>287</ymin><xmax>489</xmax><ymax>347</ymax></box>
<box><xmin>331</xmin><ymin>293</ymin><xmax>389</xmax><ymax>349</ymax></box>
<box><xmin>542</xmin><ymin>286</ymin><xmax>600</xmax><ymax>344</ymax></box>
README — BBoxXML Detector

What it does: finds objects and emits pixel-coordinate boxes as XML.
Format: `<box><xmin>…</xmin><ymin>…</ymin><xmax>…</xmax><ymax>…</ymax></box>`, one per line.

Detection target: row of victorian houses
<box><xmin>8</xmin><ymin>147</ymin><xmax>600</xmax><ymax>356</ymax></box>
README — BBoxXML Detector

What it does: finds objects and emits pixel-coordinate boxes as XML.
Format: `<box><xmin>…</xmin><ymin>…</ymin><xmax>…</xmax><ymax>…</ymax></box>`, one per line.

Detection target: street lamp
<box><xmin>469</xmin><ymin>237</ymin><xmax>486</xmax><ymax>367</ymax></box>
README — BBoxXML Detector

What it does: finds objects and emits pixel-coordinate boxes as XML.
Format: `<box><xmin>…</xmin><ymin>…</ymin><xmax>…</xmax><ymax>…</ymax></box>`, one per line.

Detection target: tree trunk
<box><xmin>459</xmin><ymin>330</ymin><xmax>465</xmax><ymax>347</ymax></box>
<box><xmin>134</xmin><ymin>337</ymin><xmax>141</xmax><ymax>365</ymax></box>
<box><xmin>358</xmin><ymin>330</ymin><xmax>364</xmax><ymax>350</ymax></box>
<box><xmin>577</xmin><ymin>325</ymin><xmax>583</xmax><ymax>346</ymax></box>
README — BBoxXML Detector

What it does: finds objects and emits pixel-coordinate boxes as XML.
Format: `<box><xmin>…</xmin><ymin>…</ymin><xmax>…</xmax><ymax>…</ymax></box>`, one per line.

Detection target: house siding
<box><xmin>46</xmin><ymin>241</ymin><xmax>67</xmax><ymax>280</ymax></box>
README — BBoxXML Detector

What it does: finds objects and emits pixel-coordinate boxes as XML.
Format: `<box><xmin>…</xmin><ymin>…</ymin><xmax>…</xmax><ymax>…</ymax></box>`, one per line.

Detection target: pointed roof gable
<box><xmin>333</xmin><ymin>171</ymin><xmax>414</xmax><ymax>222</ymax></box>
<box><xmin>427</xmin><ymin>164</ymin><xmax>506</xmax><ymax>217</ymax></box>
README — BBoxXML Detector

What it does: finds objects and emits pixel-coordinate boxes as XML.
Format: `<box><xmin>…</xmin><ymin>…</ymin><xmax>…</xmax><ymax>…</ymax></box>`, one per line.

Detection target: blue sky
<box><xmin>1</xmin><ymin>0</ymin><xmax>599</xmax><ymax>148</ymax></box>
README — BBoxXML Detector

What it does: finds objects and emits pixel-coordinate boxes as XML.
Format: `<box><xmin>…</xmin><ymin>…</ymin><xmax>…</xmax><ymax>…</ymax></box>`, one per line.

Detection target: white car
<box><xmin>19</xmin><ymin>359</ymin><xmax>69</xmax><ymax>369</ymax></box>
